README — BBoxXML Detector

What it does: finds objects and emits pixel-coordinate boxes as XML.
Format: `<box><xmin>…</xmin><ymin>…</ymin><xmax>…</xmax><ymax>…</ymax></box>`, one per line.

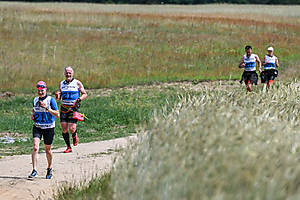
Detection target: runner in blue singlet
<box><xmin>29</xmin><ymin>81</ymin><xmax>59</xmax><ymax>179</ymax></box>
<box><xmin>239</xmin><ymin>45</ymin><xmax>262</xmax><ymax>92</ymax></box>
<box><xmin>56</xmin><ymin>67</ymin><xmax>87</xmax><ymax>153</ymax></box>
<box><xmin>261</xmin><ymin>47</ymin><xmax>279</xmax><ymax>90</ymax></box>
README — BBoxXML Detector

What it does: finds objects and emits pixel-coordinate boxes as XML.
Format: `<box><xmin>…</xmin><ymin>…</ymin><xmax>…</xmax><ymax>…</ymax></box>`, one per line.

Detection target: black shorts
<box><xmin>241</xmin><ymin>71</ymin><xmax>258</xmax><ymax>85</ymax></box>
<box><xmin>60</xmin><ymin>105</ymin><xmax>77</xmax><ymax>124</ymax></box>
<box><xmin>33</xmin><ymin>126</ymin><xmax>55</xmax><ymax>145</ymax></box>
<box><xmin>260</xmin><ymin>69</ymin><xmax>278</xmax><ymax>83</ymax></box>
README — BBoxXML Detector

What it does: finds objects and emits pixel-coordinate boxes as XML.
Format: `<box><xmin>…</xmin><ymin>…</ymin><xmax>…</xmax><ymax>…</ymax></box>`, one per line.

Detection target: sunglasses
<box><xmin>36</xmin><ymin>84</ymin><xmax>46</xmax><ymax>88</ymax></box>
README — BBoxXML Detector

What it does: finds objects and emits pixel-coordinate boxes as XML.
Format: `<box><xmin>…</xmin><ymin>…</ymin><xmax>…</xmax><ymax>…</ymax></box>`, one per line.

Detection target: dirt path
<box><xmin>0</xmin><ymin>136</ymin><xmax>136</xmax><ymax>200</ymax></box>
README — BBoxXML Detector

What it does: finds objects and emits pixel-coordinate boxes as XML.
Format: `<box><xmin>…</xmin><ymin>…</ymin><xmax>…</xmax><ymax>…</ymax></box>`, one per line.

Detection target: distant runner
<box><xmin>56</xmin><ymin>66</ymin><xmax>87</xmax><ymax>153</ymax></box>
<box><xmin>261</xmin><ymin>47</ymin><xmax>279</xmax><ymax>90</ymax></box>
<box><xmin>239</xmin><ymin>45</ymin><xmax>262</xmax><ymax>92</ymax></box>
<box><xmin>29</xmin><ymin>81</ymin><xmax>59</xmax><ymax>179</ymax></box>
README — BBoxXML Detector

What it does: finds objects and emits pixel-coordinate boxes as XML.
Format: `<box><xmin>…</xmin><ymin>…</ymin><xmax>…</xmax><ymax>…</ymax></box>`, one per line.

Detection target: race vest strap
<box><xmin>60</xmin><ymin>79</ymin><xmax>80</xmax><ymax>106</ymax></box>
<box><xmin>33</xmin><ymin>96</ymin><xmax>58</xmax><ymax>129</ymax></box>
<box><xmin>264</xmin><ymin>55</ymin><xmax>277</xmax><ymax>70</ymax></box>
<box><xmin>244</xmin><ymin>54</ymin><xmax>257</xmax><ymax>72</ymax></box>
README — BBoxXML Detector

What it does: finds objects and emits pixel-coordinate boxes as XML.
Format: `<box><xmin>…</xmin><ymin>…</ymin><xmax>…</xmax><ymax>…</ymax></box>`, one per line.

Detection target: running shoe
<box><xmin>64</xmin><ymin>147</ymin><xmax>72</xmax><ymax>153</ymax></box>
<box><xmin>73</xmin><ymin>134</ymin><xmax>79</xmax><ymax>146</ymax></box>
<box><xmin>28</xmin><ymin>169</ymin><xmax>37</xmax><ymax>178</ymax></box>
<box><xmin>46</xmin><ymin>168</ymin><xmax>52</xmax><ymax>179</ymax></box>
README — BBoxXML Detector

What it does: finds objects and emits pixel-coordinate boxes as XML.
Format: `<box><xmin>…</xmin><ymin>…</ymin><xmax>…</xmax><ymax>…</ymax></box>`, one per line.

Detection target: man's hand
<box><xmin>55</xmin><ymin>91</ymin><xmax>61</xmax><ymax>101</ymax></box>
<box><xmin>239</xmin><ymin>63</ymin><xmax>245</xmax><ymax>68</ymax></box>
<box><xmin>30</xmin><ymin>115</ymin><xmax>34</xmax><ymax>120</ymax></box>
<box><xmin>259</xmin><ymin>68</ymin><xmax>262</xmax><ymax>74</ymax></box>
<box><xmin>73</xmin><ymin>98</ymin><xmax>81</xmax><ymax>111</ymax></box>
<box><xmin>40</xmin><ymin>101</ymin><xmax>48</xmax><ymax>110</ymax></box>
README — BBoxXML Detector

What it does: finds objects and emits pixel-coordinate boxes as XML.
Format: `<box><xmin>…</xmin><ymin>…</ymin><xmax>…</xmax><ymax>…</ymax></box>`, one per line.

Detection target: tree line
<box><xmin>13</xmin><ymin>0</ymin><xmax>300</xmax><ymax>4</ymax></box>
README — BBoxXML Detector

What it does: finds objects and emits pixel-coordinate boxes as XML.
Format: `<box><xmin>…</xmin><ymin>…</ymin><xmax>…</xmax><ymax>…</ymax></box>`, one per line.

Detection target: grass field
<box><xmin>1</xmin><ymin>2</ymin><xmax>300</xmax><ymax>199</ymax></box>
<box><xmin>1</xmin><ymin>3</ymin><xmax>300</xmax><ymax>92</ymax></box>
<box><xmin>0</xmin><ymin>87</ymin><xmax>185</xmax><ymax>156</ymax></box>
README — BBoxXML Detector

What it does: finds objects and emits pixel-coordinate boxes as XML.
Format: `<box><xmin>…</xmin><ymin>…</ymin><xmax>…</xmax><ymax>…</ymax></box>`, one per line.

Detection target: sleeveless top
<box><xmin>264</xmin><ymin>55</ymin><xmax>277</xmax><ymax>70</ymax></box>
<box><xmin>33</xmin><ymin>95</ymin><xmax>58</xmax><ymax>129</ymax></box>
<box><xmin>243</xmin><ymin>54</ymin><xmax>257</xmax><ymax>72</ymax></box>
<box><xmin>60</xmin><ymin>79</ymin><xmax>80</xmax><ymax>106</ymax></box>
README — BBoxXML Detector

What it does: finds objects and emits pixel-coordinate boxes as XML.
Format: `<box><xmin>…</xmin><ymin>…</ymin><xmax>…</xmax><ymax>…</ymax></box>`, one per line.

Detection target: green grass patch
<box><xmin>55</xmin><ymin>173</ymin><xmax>112</xmax><ymax>200</ymax></box>
<box><xmin>0</xmin><ymin>87</ymin><xmax>184</xmax><ymax>156</ymax></box>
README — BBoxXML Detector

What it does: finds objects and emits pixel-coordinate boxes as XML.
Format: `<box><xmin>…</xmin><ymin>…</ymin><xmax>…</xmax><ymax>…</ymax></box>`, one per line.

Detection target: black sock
<box><xmin>72</xmin><ymin>131</ymin><xmax>77</xmax><ymax>138</ymax></box>
<box><xmin>62</xmin><ymin>132</ymin><xmax>71</xmax><ymax>147</ymax></box>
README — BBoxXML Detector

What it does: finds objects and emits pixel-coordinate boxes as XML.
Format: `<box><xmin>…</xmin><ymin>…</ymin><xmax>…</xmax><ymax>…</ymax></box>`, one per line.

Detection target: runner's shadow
<box><xmin>52</xmin><ymin>151</ymin><xmax>67</xmax><ymax>154</ymax></box>
<box><xmin>0</xmin><ymin>176</ymin><xmax>27</xmax><ymax>180</ymax></box>
<box><xmin>0</xmin><ymin>175</ymin><xmax>45</xmax><ymax>180</ymax></box>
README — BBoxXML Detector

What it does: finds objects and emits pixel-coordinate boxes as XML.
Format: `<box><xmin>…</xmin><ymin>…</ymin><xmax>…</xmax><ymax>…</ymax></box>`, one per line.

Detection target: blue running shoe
<box><xmin>28</xmin><ymin>169</ymin><xmax>37</xmax><ymax>178</ymax></box>
<box><xmin>46</xmin><ymin>168</ymin><xmax>52</xmax><ymax>179</ymax></box>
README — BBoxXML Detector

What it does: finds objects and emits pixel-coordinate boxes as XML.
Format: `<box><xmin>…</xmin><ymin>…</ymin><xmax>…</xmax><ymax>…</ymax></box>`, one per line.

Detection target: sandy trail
<box><xmin>0</xmin><ymin>136</ymin><xmax>136</xmax><ymax>200</ymax></box>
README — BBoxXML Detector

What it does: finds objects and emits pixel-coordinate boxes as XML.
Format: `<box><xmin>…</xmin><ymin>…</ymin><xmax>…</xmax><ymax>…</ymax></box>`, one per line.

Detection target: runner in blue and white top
<box><xmin>56</xmin><ymin>66</ymin><xmax>87</xmax><ymax>153</ymax></box>
<box><xmin>60</xmin><ymin>78</ymin><xmax>81</xmax><ymax>106</ymax></box>
<box><xmin>239</xmin><ymin>45</ymin><xmax>262</xmax><ymax>92</ymax></box>
<box><xmin>33</xmin><ymin>94</ymin><xmax>58</xmax><ymax>129</ymax></box>
<box><xmin>29</xmin><ymin>81</ymin><xmax>59</xmax><ymax>180</ymax></box>
<box><xmin>261</xmin><ymin>47</ymin><xmax>279</xmax><ymax>90</ymax></box>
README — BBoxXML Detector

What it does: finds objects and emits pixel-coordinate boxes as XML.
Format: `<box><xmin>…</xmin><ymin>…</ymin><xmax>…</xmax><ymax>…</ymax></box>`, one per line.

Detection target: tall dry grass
<box><xmin>110</xmin><ymin>82</ymin><xmax>300</xmax><ymax>199</ymax></box>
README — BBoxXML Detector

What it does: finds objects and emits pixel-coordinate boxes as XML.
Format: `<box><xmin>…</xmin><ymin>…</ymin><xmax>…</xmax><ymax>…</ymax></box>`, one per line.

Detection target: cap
<box><xmin>267</xmin><ymin>47</ymin><xmax>274</xmax><ymax>51</ymax></box>
<box><xmin>245</xmin><ymin>45</ymin><xmax>252</xmax><ymax>50</ymax></box>
<box><xmin>36</xmin><ymin>81</ymin><xmax>47</xmax><ymax>90</ymax></box>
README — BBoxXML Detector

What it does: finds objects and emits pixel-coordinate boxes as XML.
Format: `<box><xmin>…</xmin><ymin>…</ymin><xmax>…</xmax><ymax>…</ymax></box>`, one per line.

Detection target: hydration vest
<box><xmin>264</xmin><ymin>55</ymin><xmax>277</xmax><ymax>70</ymax></box>
<box><xmin>33</xmin><ymin>96</ymin><xmax>57</xmax><ymax>129</ymax></box>
<box><xmin>60</xmin><ymin>79</ymin><xmax>80</xmax><ymax>106</ymax></box>
<box><xmin>243</xmin><ymin>54</ymin><xmax>257</xmax><ymax>72</ymax></box>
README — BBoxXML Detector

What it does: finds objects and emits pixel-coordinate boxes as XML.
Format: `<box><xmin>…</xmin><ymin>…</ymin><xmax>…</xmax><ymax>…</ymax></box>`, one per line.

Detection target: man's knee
<box><xmin>45</xmin><ymin>148</ymin><xmax>51</xmax><ymax>154</ymax></box>
<box><xmin>69</xmin><ymin>125</ymin><xmax>77</xmax><ymax>133</ymax></box>
<box><xmin>69</xmin><ymin>127</ymin><xmax>76</xmax><ymax>133</ymax></box>
<box><xmin>62</xmin><ymin>127</ymin><xmax>68</xmax><ymax>132</ymax></box>
<box><xmin>33</xmin><ymin>145</ymin><xmax>39</xmax><ymax>152</ymax></box>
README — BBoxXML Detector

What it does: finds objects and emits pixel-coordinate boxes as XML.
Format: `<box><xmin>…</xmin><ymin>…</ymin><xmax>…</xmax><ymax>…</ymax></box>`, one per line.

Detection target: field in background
<box><xmin>1</xmin><ymin>3</ymin><xmax>300</xmax><ymax>92</ymax></box>
<box><xmin>57</xmin><ymin>82</ymin><xmax>300</xmax><ymax>200</ymax></box>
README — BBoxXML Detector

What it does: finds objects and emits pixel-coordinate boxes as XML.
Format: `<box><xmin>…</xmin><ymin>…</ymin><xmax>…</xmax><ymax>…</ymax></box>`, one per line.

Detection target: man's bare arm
<box><xmin>255</xmin><ymin>55</ymin><xmax>262</xmax><ymax>73</ymax></box>
<box><xmin>275</xmin><ymin>58</ymin><xmax>279</xmax><ymax>68</ymax></box>
<box><xmin>48</xmin><ymin>109</ymin><xmax>60</xmax><ymax>118</ymax></box>
<box><xmin>40</xmin><ymin>101</ymin><xmax>60</xmax><ymax>118</ymax></box>
<box><xmin>239</xmin><ymin>56</ymin><xmax>245</xmax><ymax>68</ymax></box>
<box><xmin>78</xmin><ymin>81</ymin><xmax>87</xmax><ymax>101</ymax></box>
<box><xmin>56</xmin><ymin>83</ymin><xmax>61</xmax><ymax>101</ymax></box>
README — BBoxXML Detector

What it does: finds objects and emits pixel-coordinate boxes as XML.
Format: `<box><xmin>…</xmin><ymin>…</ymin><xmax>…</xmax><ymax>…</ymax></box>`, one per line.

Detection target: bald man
<box><xmin>56</xmin><ymin>66</ymin><xmax>87</xmax><ymax>153</ymax></box>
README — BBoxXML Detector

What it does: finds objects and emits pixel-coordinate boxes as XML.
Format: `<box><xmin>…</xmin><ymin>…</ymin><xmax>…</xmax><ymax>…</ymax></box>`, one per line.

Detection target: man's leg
<box><xmin>44</xmin><ymin>144</ymin><xmax>52</xmax><ymax>169</ymax></box>
<box><xmin>247</xmin><ymin>83</ymin><xmax>253</xmax><ymax>92</ymax></box>
<box><xmin>45</xmin><ymin>144</ymin><xmax>53</xmax><ymax>179</ymax></box>
<box><xmin>267</xmin><ymin>80</ymin><xmax>274</xmax><ymax>90</ymax></box>
<box><xmin>32</xmin><ymin>137</ymin><xmax>40</xmax><ymax>170</ymax></box>
<box><xmin>69</xmin><ymin>123</ymin><xmax>78</xmax><ymax>146</ymax></box>
<box><xmin>44</xmin><ymin>128</ymin><xmax>54</xmax><ymax>179</ymax></box>
<box><xmin>262</xmin><ymin>83</ymin><xmax>267</xmax><ymax>92</ymax></box>
<box><xmin>245</xmin><ymin>80</ymin><xmax>252</xmax><ymax>92</ymax></box>
<box><xmin>61</xmin><ymin>122</ymin><xmax>71</xmax><ymax>148</ymax></box>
